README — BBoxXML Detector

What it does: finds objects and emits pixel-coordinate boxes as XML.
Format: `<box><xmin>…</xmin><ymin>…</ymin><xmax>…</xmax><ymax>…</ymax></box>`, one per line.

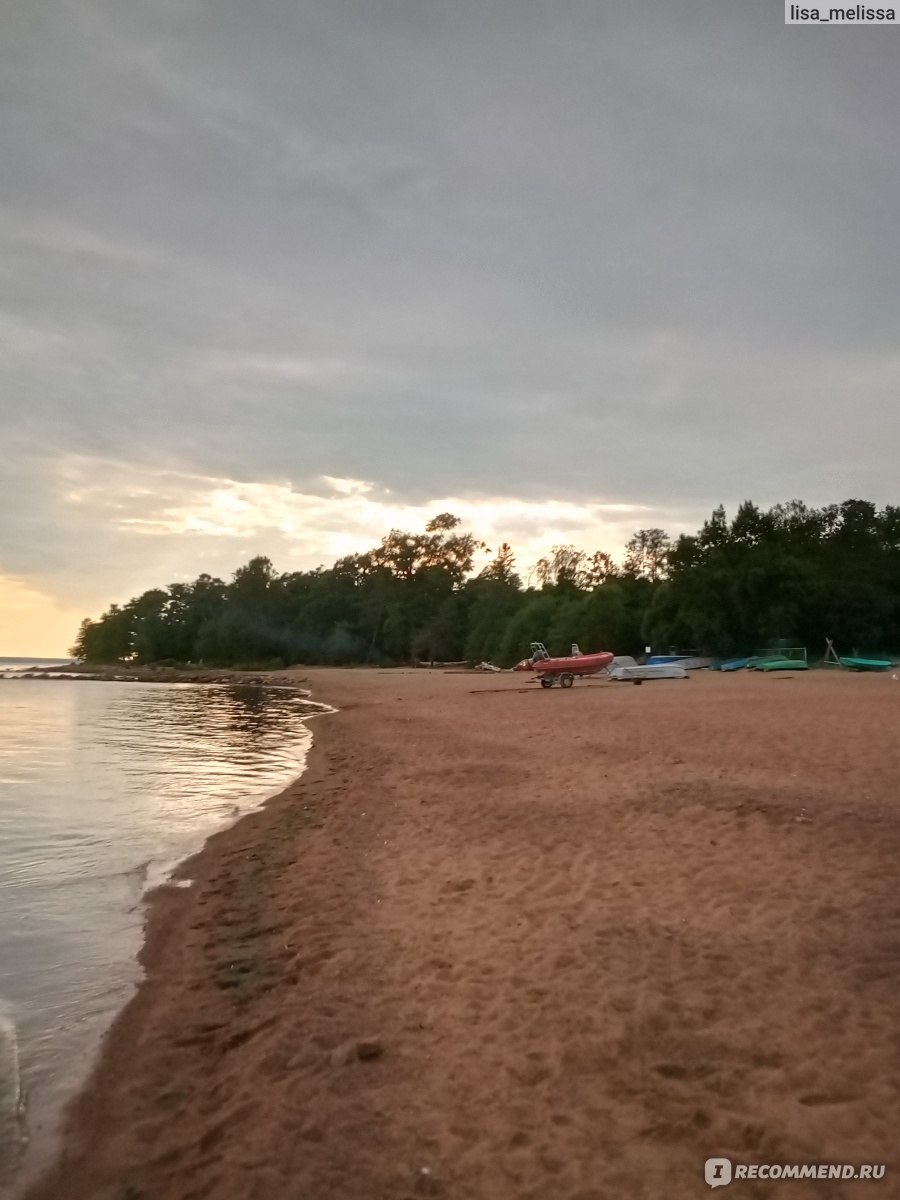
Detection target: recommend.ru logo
<box><xmin>706</xmin><ymin>1159</ymin><xmax>732</xmax><ymax>1188</ymax></box>
<box><xmin>705</xmin><ymin>1158</ymin><xmax>886</xmax><ymax>1186</ymax></box>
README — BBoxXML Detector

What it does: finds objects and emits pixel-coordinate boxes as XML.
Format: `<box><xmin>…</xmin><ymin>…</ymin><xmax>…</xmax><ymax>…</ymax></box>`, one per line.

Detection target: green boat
<box><xmin>748</xmin><ymin>648</ymin><xmax>808</xmax><ymax>671</ymax></box>
<box><xmin>753</xmin><ymin>658</ymin><xmax>809</xmax><ymax>671</ymax></box>
<box><xmin>839</xmin><ymin>656</ymin><xmax>892</xmax><ymax>672</ymax></box>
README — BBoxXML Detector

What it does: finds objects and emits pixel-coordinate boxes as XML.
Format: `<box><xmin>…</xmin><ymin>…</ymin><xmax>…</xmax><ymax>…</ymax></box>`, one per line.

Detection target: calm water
<box><xmin>0</xmin><ymin>678</ymin><xmax>326</xmax><ymax>1196</ymax></box>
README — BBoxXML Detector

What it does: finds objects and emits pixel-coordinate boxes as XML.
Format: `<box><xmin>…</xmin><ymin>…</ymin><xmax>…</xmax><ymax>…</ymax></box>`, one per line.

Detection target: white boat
<box><xmin>609</xmin><ymin>663</ymin><xmax>688</xmax><ymax>682</ymax></box>
<box><xmin>608</xmin><ymin>655</ymin><xmax>638</xmax><ymax>671</ymax></box>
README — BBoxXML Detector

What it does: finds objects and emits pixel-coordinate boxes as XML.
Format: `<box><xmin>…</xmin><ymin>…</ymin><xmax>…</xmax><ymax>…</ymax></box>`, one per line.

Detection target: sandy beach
<box><xmin>24</xmin><ymin>668</ymin><xmax>900</xmax><ymax>1200</ymax></box>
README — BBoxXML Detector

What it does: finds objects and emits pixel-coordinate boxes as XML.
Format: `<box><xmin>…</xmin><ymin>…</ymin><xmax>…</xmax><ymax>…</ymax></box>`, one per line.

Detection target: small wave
<box><xmin>89</xmin><ymin>859</ymin><xmax>152</xmax><ymax>889</ymax></box>
<box><xmin>142</xmin><ymin>857</ymin><xmax>184</xmax><ymax>893</ymax></box>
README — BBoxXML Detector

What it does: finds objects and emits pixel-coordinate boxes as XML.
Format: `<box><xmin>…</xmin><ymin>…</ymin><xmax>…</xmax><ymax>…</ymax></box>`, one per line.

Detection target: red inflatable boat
<box><xmin>515</xmin><ymin>643</ymin><xmax>615</xmax><ymax>688</ymax></box>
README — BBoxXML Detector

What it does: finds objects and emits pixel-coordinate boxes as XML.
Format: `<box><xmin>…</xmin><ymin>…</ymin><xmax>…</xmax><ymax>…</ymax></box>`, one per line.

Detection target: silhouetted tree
<box><xmin>72</xmin><ymin>498</ymin><xmax>900</xmax><ymax>667</ymax></box>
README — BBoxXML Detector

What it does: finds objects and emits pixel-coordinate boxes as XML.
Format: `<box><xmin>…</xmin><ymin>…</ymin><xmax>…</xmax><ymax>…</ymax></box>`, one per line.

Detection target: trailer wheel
<box><xmin>540</xmin><ymin>676</ymin><xmax>554</xmax><ymax>688</ymax></box>
<box><xmin>560</xmin><ymin>674</ymin><xmax>574</xmax><ymax>688</ymax></box>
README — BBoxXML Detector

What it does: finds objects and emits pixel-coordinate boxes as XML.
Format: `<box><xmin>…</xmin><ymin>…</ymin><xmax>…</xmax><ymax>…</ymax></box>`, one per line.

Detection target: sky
<box><xmin>2</xmin><ymin>0</ymin><xmax>899</xmax><ymax>654</ymax></box>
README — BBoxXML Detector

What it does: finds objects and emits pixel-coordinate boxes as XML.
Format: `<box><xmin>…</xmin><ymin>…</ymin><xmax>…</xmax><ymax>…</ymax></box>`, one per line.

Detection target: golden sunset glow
<box><xmin>0</xmin><ymin>577</ymin><xmax>85</xmax><ymax>657</ymax></box>
<box><xmin>0</xmin><ymin>456</ymin><xmax>681</xmax><ymax>656</ymax></box>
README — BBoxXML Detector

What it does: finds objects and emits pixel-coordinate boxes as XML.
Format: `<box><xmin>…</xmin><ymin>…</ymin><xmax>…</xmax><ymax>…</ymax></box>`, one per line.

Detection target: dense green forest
<box><xmin>72</xmin><ymin>499</ymin><xmax>900</xmax><ymax>667</ymax></box>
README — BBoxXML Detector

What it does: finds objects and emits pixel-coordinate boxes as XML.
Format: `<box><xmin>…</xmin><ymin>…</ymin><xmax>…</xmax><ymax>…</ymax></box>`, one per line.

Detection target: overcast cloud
<box><xmin>2</xmin><ymin>0</ymin><xmax>899</xmax><ymax>652</ymax></box>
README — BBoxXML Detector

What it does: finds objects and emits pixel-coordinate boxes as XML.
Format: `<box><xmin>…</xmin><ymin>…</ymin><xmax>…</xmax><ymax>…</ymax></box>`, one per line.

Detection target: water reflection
<box><xmin>0</xmin><ymin>680</ymin><xmax>326</xmax><ymax>1194</ymax></box>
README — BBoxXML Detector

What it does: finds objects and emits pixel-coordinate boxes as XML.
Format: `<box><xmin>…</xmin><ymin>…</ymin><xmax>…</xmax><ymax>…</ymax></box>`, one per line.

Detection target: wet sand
<box><xmin>25</xmin><ymin>669</ymin><xmax>900</xmax><ymax>1199</ymax></box>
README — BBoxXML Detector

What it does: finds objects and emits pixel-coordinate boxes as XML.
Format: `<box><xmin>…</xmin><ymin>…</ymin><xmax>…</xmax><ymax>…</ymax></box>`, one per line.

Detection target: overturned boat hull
<box><xmin>609</xmin><ymin>664</ymin><xmax>688</xmax><ymax>681</ymax></box>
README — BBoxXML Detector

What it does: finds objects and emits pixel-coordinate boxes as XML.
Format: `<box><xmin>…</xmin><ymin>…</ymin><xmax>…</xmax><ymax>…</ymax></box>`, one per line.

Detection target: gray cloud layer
<box><xmin>2</xmin><ymin>0</ymin><xmax>900</xmax><ymax>606</ymax></box>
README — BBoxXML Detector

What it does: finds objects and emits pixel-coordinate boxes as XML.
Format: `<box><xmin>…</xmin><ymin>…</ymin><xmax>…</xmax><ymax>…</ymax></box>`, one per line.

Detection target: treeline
<box><xmin>72</xmin><ymin>499</ymin><xmax>900</xmax><ymax>668</ymax></box>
